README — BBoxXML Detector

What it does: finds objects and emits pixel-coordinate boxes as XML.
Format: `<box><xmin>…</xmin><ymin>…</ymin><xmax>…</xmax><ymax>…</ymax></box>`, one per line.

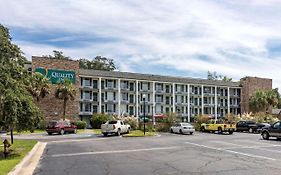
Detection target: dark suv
<box><xmin>46</xmin><ymin>120</ymin><xmax>77</xmax><ymax>135</ymax></box>
<box><xmin>261</xmin><ymin>121</ymin><xmax>281</xmax><ymax>140</ymax></box>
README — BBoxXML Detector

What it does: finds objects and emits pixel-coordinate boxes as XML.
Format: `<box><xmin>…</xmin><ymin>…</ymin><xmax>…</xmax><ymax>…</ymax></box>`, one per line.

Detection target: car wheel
<box><xmin>200</xmin><ymin>127</ymin><xmax>205</xmax><ymax>132</ymax></box>
<box><xmin>116</xmin><ymin>129</ymin><xmax>121</xmax><ymax>136</ymax></box>
<box><xmin>229</xmin><ymin>131</ymin><xmax>233</xmax><ymax>135</ymax></box>
<box><xmin>249</xmin><ymin>128</ymin><xmax>253</xmax><ymax>133</ymax></box>
<box><xmin>262</xmin><ymin>131</ymin><xmax>269</xmax><ymax>140</ymax></box>
<box><xmin>218</xmin><ymin>127</ymin><xmax>223</xmax><ymax>134</ymax></box>
<box><xmin>47</xmin><ymin>132</ymin><xmax>52</xmax><ymax>135</ymax></box>
<box><xmin>190</xmin><ymin>132</ymin><xmax>193</xmax><ymax>135</ymax></box>
<box><xmin>127</xmin><ymin>128</ymin><xmax>131</xmax><ymax>134</ymax></box>
<box><xmin>180</xmin><ymin>129</ymin><xmax>183</xmax><ymax>134</ymax></box>
<box><xmin>103</xmin><ymin>133</ymin><xmax>108</xmax><ymax>137</ymax></box>
<box><xmin>170</xmin><ymin>129</ymin><xmax>174</xmax><ymax>133</ymax></box>
<box><xmin>60</xmin><ymin>129</ymin><xmax>64</xmax><ymax>135</ymax></box>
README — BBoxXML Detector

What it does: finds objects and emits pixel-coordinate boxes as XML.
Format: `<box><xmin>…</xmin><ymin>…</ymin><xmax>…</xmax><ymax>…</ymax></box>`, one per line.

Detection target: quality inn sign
<box><xmin>35</xmin><ymin>68</ymin><xmax>76</xmax><ymax>84</ymax></box>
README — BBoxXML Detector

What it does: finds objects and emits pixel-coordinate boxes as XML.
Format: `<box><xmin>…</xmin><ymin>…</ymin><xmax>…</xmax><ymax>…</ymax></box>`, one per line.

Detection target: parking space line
<box><xmin>50</xmin><ymin>146</ymin><xmax>180</xmax><ymax>158</ymax></box>
<box><xmin>184</xmin><ymin>141</ymin><xmax>276</xmax><ymax>161</ymax></box>
<box><xmin>49</xmin><ymin>137</ymin><xmax>110</xmax><ymax>143</ymax></box>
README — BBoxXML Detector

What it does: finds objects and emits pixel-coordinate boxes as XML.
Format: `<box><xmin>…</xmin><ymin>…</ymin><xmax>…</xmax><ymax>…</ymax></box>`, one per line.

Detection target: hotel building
<box><xmin>29</xmin><ymin>57</ymin><xmax>272</xmax><ymax>127</ymax></box>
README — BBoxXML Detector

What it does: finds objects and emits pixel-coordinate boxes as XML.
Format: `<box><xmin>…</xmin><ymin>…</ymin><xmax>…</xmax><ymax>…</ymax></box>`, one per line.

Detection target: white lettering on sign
<box><xmin>51</xmin><ymin>72</ymin><xmax>74</xmax><ymax>79</ymax></box>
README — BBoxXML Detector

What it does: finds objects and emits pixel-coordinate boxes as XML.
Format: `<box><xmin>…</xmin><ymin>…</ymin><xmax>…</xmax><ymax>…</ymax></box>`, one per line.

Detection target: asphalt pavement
<box><xmin>30</xmin><ymin>131</ymin><xmax>281</xmax><ymax>175</ymax></box>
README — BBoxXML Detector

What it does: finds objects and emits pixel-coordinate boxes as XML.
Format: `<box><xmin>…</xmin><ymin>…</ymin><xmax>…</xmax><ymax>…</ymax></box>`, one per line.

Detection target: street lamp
<box><xmin>142</xmin><ymin>94</ymin><xmax>146</xmax><ymax>135</ymax></box>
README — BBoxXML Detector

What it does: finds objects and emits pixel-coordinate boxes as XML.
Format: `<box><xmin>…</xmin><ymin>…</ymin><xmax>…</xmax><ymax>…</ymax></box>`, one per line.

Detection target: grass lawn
<box><xmin>93</xmin><ymin>129</ymin><xmax>102</xmax><ymax>135</ymax></box>
<box><xmin>0</xmin><ymin>140</ymin><xmax>37</xmax><ymax>175</ymax></box>
<box><xmin>7</xmin><ymin>129</ymin><xmax>45</xmax><ymax>135</ymax></box>
<box><xmin>123</xmin><ymin>130</ymin><xmax>157</xmax><ymax>137</ymax></box>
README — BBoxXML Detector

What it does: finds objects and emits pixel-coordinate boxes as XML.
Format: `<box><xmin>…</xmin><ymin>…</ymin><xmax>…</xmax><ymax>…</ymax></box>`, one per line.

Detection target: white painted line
<box><xmin>51</xmin><ymin>146</ymin><xmax>180</xmax><ymax>158</ymax></box>
<box><xmin>184</xmin><ymin>141</ymin><xmax>276</xmax><ymax>161</ymax></box>
<box><xmin>224</xmin><ymin>145</ymin><xmax>281</xmax><ymax>150</ymax></box>
<box><xmin>49</xmin><ymin>137</ymin><xmax>110</xmax><ymax>143</ymax></box>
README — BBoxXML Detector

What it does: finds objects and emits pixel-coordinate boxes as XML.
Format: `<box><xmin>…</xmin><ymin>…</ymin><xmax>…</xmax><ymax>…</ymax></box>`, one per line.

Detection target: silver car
<box><xmin>170</xmin><ymin>123</ymin><xmax>195</xmax><ymax>135</ymax></box>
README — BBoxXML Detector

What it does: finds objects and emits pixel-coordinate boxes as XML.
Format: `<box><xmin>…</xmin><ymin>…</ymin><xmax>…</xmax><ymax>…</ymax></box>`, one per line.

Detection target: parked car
<box><xmin>46</xmin><ymin>120</ymin><xmax>77</xmax><ymax>135</ymax></box>
<box><xmin>261</xmin><ymin>121</ymin><xmax>281</xmax><ymax>140</ymax></box>
<box><xmin>101</xmin><ymin>120</ymin><xmax>131</xmax><ymax>136</ymax></box>
<box><xmin>256</xmin><ymin>123</ymin><xmax>271</xmax><ymax>133</ymax></box>
<box><xmin>236</xmin><ymin>120</ymin><xmax>270</xmax><ymax>133</ymax></box>
<box><xmin>201</xmin><ymin>119</ymin><xmax>236</xmax><ymax>134</ymax></box>
<box><xmin>170</xmin><ymin>123</ymin><xmax>195</xmax><ymax>135</ymax></box>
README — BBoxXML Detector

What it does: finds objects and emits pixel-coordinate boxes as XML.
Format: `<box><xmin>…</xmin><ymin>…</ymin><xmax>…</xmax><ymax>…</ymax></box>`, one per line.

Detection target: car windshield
<box><xmin>181</xmin><ymin>123</ymin><xmax>191</xmax><ymax>126</ymax></box>
<box><xmin>108</xmin><ymin>121</ymin><xmax>117</xmax><ymax>124</ymax></box>
<box><xmin>48</xmin><ymin>121</ymin><xmax>57</xmax><ymax>126</ymax></box>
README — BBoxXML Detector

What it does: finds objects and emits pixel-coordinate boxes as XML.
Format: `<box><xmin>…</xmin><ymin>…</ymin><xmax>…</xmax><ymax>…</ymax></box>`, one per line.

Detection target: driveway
<box><xmin>32</xmin><ymin>132</ymin><xmax>281</xmax><ymax>175</ymax></box>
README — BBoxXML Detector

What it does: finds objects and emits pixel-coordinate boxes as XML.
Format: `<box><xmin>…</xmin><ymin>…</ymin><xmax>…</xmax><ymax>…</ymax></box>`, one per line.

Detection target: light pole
<box><xmin>143</xmin><ymin>94</ymin><xmax>146</xmax><ymax>135</ymax></box>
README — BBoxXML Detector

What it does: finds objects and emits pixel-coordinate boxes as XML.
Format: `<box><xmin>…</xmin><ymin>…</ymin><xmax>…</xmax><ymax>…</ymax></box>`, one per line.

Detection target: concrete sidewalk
<box><xmin>8</xmin><ymin>142</ymin><xmax>47</xmax><ymax>175</ymax></box>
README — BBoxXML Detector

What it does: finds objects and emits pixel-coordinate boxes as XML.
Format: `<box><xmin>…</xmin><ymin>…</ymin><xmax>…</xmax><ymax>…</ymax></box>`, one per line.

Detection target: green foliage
<box><xmin>153</xmin><ymin>113</ymin><xmax>179</xmax><ymax>132</ymax></box>
<box><xmin>249</xmin><ymin>89</ymin><xmax>278</xmax><ymax>113</ymax></box>
<box><xmin>0</xmin><ymin>24</ymin><xmax>42</xmax><ymax>132</ymax></box>
<box><xmin>55</xmin><ymin>79</ymin><xmax>76</xmax><ymax>119</ymax></box>
<box><xmin>79</xmin><ymin>56</ymin><xmax>116</xmax><ymax>71</ymax></box>
<box><xmin>38</xmin><ymin>119</ymin><xmax>47</xmax><ymax>130</ymax></box>
<box><xmin>75</xmin><ymin>121</ymin><xmax>87</xmax><ymax>129</ymax></box>
<box><xmin>139</xmin><ymin>124</ymin><xmax>156</xmax><ymax>132</ymax></box>
<box><xmin>91</xmin><ymin>113</ymin><xmax>113</xmax><ymax>129</ymax></box>
<box><xmin>47</xmin><ymin>50</ymin><xmax>71</xmax><ymax>60</ymax></box>
<box><xmin>207</xmin><ymin>71</ymin><xmax>232</xmax><ymax>82</ymax></box>
<box><xmin>26</xmin><ymin>72</ymin><xmax>51</xmax><ymax>102</ymax></box>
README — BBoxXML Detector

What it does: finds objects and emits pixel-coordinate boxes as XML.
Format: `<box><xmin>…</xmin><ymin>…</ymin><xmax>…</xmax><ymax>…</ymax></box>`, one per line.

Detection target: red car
<box><xmin>46</xmin><ymin>120</ymin><xmax>77</xmax><ymax>135</ymax></box>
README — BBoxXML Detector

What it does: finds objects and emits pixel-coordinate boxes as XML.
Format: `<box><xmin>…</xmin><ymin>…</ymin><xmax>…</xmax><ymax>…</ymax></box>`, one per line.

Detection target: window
<box><xmin>107</xmin><ymin>104</ymin><xmax>114</xmax><ymax>112</ymax></box>
<box><xmin>272</xmin><ymin>122</ymin><xmax>281</xmax><ymax>129</ymax></box>
<box><xmin>84</xmin><ymin>103</ymin><xmax>91</xmax><ymax>112</ymax></box>
<box><xmin>107</xmin><ymin>80</ymin><xmax>114</xmax><ymax>88</ymax></box>
<box><xmin>93</xmin><ymin>105</ymin><xmax>98</xmax><ymax>113</ymax></box>
<box><xmin>122</xmin><ymin>93</ymin><xmax>128</xmax><ymax>101</ymax></box>
<box><xmin>83</xmin><ymin>78</ymin><xmax>91</xmax><ymax>86</ymax></box>
<box><xmin>93</xmin><ymin>93</ymin><xmax>98</xmax><ymax>102</ymax></box>
<box><xmin>83</xmin><ymin>91</ymin><xmax>92</xmax><ymax>100</ymax></box>
<box><xmin>93</xmin><ymin>80</ymin><xmax>98</xmax><ymax>89</ymax></box>
<box><xmin>107</xmin><ymin>92</ymin><xmax>114</xmax><ymax>101</ymax></box>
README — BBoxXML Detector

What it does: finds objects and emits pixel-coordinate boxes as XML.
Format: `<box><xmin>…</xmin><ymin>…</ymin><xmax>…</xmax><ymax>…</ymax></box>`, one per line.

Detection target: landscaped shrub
<box><xmin>155</xmin><ymin>123</ymin><xmax>170</xmax><ymax>132</ymax></box>
<box><xmin>122</xmin><ymin>116</ymin><xmax>138</xmax><ymax>130</ymax></box>
<box><xmin>139</xmin><ymin>123</ymin><xmax>156</xmax><ymax>132</ymax></box>
<box><xmin>91</xmin><ymin>113</ymin><xmax>113</xmax><ymax>129</ymax></box>
<box><xmin>75</xmin><ymin>121</ymin><xmax>87</xmax><ymax>129</ymax></box>
<box><xmin>37</xmin><ymin>119</ymin><xmax>47</xmax><ymax>130</ymax></box>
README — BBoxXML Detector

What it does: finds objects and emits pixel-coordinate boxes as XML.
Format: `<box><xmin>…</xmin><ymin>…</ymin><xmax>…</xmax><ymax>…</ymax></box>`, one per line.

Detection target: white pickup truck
<box><xmin>101</xmin><ymin>120</ymin><xmax>131</xmax><ymax>136</ymax></box>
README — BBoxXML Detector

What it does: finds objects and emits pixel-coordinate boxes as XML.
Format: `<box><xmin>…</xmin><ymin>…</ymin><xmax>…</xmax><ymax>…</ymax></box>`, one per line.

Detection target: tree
<box><xmin>0</xmin><ymin>24</ymin><xmax>42</xmax><ymax>143</ymax></box>
<box><xmin>249</xmin><ymin>89</ymin><xmax>279</xmax><ymax>113</ymax></box>
<box><xmin>79</xmin><ymin>56</ymin><xmax>116</xmax><ymax>71</ymax></box>
<box><xmin>55</xmin><ymin>79</ymin><xmax>76</xmax><ymax>120</ymax></box>
<box><xmin>26</xmin><ymin>72</ymin><xmax>51</xmax><ymax>102</ymax></box>
<box><xmin>207</xmin><ymin>71</ymin><xmax>232</xmax><ymax>82</ymax></box>
<box><xmin>47</xmin><ymin>50</ymin><xmax>71</xmax><ymax>60</ymax></box>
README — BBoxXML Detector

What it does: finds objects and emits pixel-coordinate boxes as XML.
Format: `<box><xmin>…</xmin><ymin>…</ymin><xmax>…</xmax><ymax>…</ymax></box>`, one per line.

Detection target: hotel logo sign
<box><xmin>35</xmin><ymin>68</ymin><xmax>76</xmax><ymax>84</ymax></box>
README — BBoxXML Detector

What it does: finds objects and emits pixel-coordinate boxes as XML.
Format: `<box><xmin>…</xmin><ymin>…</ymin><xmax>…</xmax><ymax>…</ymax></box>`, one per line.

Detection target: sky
<box><xmin>1</xmin><ymin>0</ymin><xmax>281</xmax><ymax>89</ymax></box>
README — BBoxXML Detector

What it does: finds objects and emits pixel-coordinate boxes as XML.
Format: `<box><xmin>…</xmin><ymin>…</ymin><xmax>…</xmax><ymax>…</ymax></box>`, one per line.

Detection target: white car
<box><xmin>101</xmin><ymin>120</ymin><xmax>131</xmax><ymax>136</ymax></box>
<box><xmin>170</xmin><ymin>123</ymin><xmax>195</xmax><ymax>135</ymax></box>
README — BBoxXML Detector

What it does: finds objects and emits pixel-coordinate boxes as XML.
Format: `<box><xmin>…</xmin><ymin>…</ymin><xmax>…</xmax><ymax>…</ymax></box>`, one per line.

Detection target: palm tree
<box><xmin>265</xmin><ymin>90</ymin><xmax>279</xmax><ymax>112</ymax></box>
<box><xmin>55</xmin><ymin>79</ymin><xmax>76</xmax><ymax>120</ymax></box>
<box><xmin>27</xmin><ymin>72</ymin><xmax>50</xmax><ymax>102</ymax></box>
<box><xmin>249</xmin><ymin>90</ymin><xmax>268</xmax><ymax>112</ymax></box>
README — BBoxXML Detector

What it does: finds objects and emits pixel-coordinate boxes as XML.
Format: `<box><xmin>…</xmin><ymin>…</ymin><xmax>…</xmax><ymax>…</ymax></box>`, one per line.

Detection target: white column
<box><xmin>152</xmin><ymin>82</ymin><xmax>156</xmax><ymax>125</ymax></box>
<box><xmin>136</xmin><ymin>80</ymin><xmax>139</xmax><ymax>118</ymax></box>
<box><xmin>215</xmin><ymin>86</ymin><xmax>217</xmax><ymax>120</ymax></box>
<box><xmin>118</xmin><ymin>79</ymin><xmax>121</xmax><ymax>116</ymax></box>
<box><xmin>98</xmin><ymin>77</ymin><xmax>102</xmax><ymax>113</ymax></box>
<box><xmin>201</xmin><ymin>85</ymin><xmax>204</xmax><ymax>115</ymax></box>
<box><xmin>172</xmin><ymin>83</ymin><xmax>176</xmax><ymax>113</ymax></box>
<box><xmin>227</xmin><ymin>87</ymin><xmax>230</xmax><ymax>115</ymax></box>
<box><xmin>187</xmin><ymin>84</ymin><xmax>190</xmax><ymax>122</ymax></box>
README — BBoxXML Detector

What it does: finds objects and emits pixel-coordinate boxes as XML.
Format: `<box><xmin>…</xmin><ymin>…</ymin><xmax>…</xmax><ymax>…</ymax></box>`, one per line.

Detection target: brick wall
<box><xmin>32</xmin><ymin>56</ymin><xmax>80</xmax><ymax>121</ymax></box>
<box><xmin>240</xmin><ymin>77</ymin><xmax>272</xmax><ymax>114</ymax></box>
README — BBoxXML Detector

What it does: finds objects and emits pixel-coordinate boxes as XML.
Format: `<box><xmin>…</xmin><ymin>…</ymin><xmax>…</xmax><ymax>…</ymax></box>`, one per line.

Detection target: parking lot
<box><xmin>33</xmin><ymin>132</ymin><xmax>281</xmax><ymax>175</ymax></box>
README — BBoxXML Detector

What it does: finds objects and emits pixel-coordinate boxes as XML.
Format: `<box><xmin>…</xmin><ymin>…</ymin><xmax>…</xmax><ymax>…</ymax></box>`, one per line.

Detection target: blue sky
<box><xmin>1</xmin><ymin>0</ymin><xmax>281</xmax><ymax>89</ymax></box>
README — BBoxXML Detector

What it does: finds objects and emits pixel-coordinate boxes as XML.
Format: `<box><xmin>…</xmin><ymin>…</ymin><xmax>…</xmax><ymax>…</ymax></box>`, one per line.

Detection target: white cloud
<box><xmin>2</xmin><ymin>0</ymin><xmax>281</xmax><ymax>89</ymax></box>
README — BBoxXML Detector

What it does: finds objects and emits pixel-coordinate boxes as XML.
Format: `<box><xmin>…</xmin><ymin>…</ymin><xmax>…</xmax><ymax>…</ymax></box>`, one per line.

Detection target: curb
<box><xmin>8</xmin><ymin>142</ymin><xmax>47</xmax><ymax>175</ymax></box>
